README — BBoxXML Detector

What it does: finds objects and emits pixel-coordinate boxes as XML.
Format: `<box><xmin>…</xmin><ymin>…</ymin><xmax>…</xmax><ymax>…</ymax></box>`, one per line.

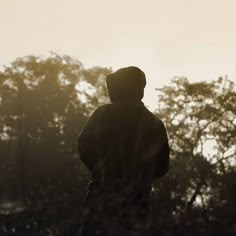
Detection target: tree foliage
<box><xmin>0</xmin><ymin>56</ymin><xmax>235</xmax><ymax>235</ymax></box>
<box><xmin>153</xmin><ymin>77</ymin><xmax>236</xmax><ymax>234</ymax></box>
<box><xmin>0</xmin><ymin>53</ymin><xmax>111</xmax><ymax>210</ymax></box>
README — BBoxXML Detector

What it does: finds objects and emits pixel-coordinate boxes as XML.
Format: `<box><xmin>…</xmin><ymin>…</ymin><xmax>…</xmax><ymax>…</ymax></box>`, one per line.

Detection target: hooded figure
<box><xmin>78</xmin><ymin>66</ymin><xmax>169</xmax><ymax>236</ymax></box>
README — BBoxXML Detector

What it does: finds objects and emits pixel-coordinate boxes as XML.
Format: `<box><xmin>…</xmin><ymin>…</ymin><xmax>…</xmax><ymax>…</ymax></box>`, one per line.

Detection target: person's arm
<box><xmin>153</xmin><ymin>121</ymin><xmax>170</xmax><ymax>179</ymax></box>
<box><xmin>78</xmin><ymin>107</ymin><xmax>104</xmax><ymax>171</ymax></box>
<box><xmin>78</xmin><ymin>126</ymin><xmax>94</xmax><ymax>171</ymax></box>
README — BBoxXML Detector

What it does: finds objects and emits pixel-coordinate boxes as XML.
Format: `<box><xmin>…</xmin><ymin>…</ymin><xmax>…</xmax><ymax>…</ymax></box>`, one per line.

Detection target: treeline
<box><xmin>0</xmin><ymin>54</ymin><xmax>235</xmax><ymax>235</ymax></box>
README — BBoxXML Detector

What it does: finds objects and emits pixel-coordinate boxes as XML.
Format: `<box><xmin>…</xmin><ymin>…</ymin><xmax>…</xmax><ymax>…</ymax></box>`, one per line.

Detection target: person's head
<box><xmin>106</xmin><ymin>66</ymin><xmax>146</xmax><ymax>103</ymax></box>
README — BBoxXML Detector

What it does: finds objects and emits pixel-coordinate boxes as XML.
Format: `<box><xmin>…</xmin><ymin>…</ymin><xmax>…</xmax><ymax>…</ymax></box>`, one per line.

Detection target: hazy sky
<box><xmin>1</xmin><ymin>0</ymin><xmax>235</xmax><ymax>108</ymax></box>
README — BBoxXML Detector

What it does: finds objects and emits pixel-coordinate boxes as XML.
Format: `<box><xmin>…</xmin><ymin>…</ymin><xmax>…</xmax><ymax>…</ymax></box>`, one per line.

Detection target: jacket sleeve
<box><xmin>78</xmin><ymin>108</ymin><xmax>103</xmax><ymax>171</ymax></box>
<box><xmin>78</xmin><ymin>127</ymin><xmax>94</xmax><ymax>171</ymax></box>
<box><xmin>153</xmin><ymin>120</ymin><xmax>170</xmax><ymax>179</ymax></box>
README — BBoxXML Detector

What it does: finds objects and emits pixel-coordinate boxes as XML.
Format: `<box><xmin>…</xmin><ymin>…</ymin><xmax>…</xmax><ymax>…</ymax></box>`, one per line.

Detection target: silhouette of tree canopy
<box><xmin>0</xmin><ymin>53</ymin><xmax>111</xmax><ymax>205</ymax></box>
<box><xmin>152</xmin><ymin>77</ymin><xmax>236</xmax><ymax>233</ymax></box>
<box><xmin>0</xmin><ymin>55</ymin><xmax>235</xmax><ymax>235</ymax></box>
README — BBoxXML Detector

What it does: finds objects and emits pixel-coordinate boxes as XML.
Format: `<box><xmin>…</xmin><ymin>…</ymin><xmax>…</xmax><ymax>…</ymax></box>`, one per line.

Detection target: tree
<box><xmin>152</xmin><ymin>77</ymin><xmax>236</xmax><ymax>233</ymax></box>
<box><xmin>0</xmin><ymin>53</ymin><xmax>111</xmax><ymax>204</ymax></box>
<box><xmin>1</xmin><ymin>56</ymin><xmax>235</xmax><ymax>234</ymax></box>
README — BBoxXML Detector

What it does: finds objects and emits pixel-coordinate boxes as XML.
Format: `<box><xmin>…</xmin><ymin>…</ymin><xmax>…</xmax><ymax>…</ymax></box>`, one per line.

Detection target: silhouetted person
<box><xmin>78</xmin><ymin>66</ymin><xmax>169</xmax><ymax>236</ymax></box>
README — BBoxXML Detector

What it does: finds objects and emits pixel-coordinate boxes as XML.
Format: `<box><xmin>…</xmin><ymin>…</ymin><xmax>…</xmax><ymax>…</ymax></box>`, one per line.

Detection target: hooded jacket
<box><xmin>78</xmin><ymin>67</ymin><xmax>169</xmax><ymax>217</ymax></box>
<box><xmin>78</xmin><ymin>103</ymin><xmax>169</xmax><ymax>207</ymax></box>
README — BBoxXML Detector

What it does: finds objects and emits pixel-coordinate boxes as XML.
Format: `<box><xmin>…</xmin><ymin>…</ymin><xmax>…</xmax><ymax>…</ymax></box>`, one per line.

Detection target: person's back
<box><xmin>78</xmin><ymin>67</ymin><xmax>169</xmax><ymax>236</ymax></box>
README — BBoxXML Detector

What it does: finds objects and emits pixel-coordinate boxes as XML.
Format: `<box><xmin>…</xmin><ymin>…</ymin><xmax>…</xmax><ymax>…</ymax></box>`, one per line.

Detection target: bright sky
<box><xmin>0</xmin><ymin>0</ymin><xmax>236</xmax><ymax>109</ymax></box>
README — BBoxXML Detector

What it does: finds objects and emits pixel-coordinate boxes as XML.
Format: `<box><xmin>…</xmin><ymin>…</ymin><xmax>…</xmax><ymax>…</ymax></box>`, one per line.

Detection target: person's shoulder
<box><xmin>93</xmin><ymin>104</ymin><xmax>112</xmax><ymax>113</ymax></box>
<box><xmin>142</xmin><ymin>106</ymin><xmax>158</xmax><ymax>120</ymax></box>
<box><xmin>142</xmin><ymin>107</ymin><xmax>166</xmax><ymax>128</ymax></box>
<box><xmin>89</xmin><ymin>104</ymin><xmax>112</xmax><ymax>118</ymax></box>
